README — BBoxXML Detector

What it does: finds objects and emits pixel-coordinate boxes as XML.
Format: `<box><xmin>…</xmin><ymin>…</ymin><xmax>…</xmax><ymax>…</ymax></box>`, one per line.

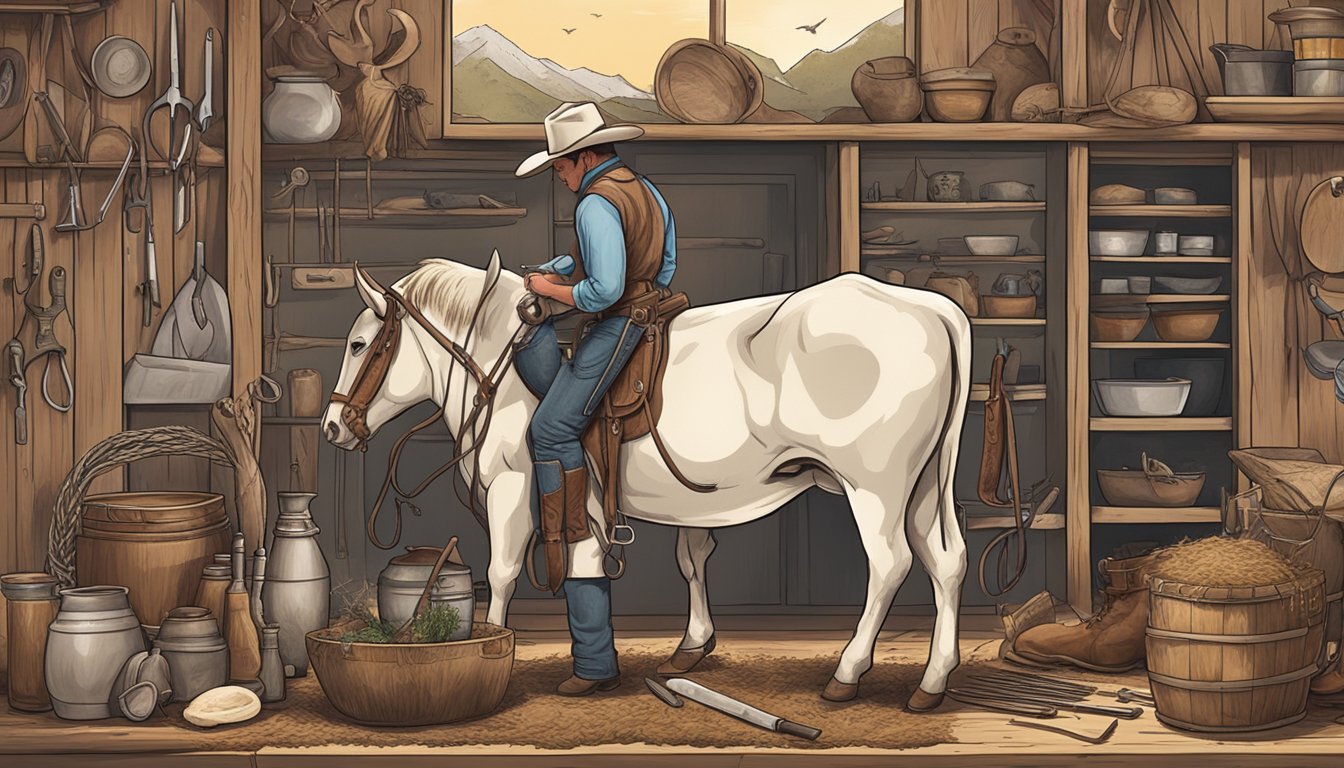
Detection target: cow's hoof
<box><xmin>657</xmin><ymin>635</ymin><xmax>717</xmax><ymax>677</ymax></box>
<box><xmin>905</xmin><ymin>687</ymin><xmax>945</xmax><ymax>713</ymax></box>
<box><xmin>822</xmin><ymin>677</ymin><xmax>858</xmax><ymax>702</ymax></box>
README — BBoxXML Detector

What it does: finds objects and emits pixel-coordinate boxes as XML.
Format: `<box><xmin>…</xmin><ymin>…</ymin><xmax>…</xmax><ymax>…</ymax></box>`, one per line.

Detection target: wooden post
<box><xmin>710</xmin><ymin>0</ymin><xmax>726</xmax><ymax>47</ymax></box>
<box><xmin>1234</xmin><ymin>141</ymin><xmax>1251</xmax><ymax>487</ymax></box>
<box><xmin>1065</xmin><ymin>141</ymin><xmax>1091</xmax><ymax>615</ymax></box>
<box><xmin>837</xmin><ymin>141</ymin><xmax>860</xmax><ymax>274</ymax></box>
<box><xmin>227</xmin><ymin>0</ymin><xmax>263</xmax><ymax>395</ymax></box>
<box><xmin>443</xmin><ymin>0</ymin><xmax>453</xmax><ymax>134</ymax></box>
<box><xmin>1061</xmin><ymin>0</ymin><xmax>1089</xmax><ymax>114</ymax></box>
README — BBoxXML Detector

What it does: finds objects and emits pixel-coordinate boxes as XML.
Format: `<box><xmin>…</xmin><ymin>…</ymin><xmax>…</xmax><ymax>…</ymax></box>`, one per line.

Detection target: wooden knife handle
<box><xmin>777</xmin><ymin>719</ymin><xmax>821</xmax><ymax>741</ymax></box>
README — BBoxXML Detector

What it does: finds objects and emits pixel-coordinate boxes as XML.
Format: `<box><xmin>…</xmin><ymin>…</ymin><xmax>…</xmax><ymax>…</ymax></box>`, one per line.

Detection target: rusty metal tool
<box><xmin>947</xmin><ymin>689</ymin><xmax>1057</xmax><ymax>718</ymax></box>
<box><xmin>1009</xmin><ymin>717</ymin><xmax>1119</xmax><ymax>745</ymax></box>
<box><xmin>645</xmin><ymin>677</ymin><xmax>682</xmax><ymax>708</ymax></box>
<box><xmin>951</xmin><ymin>684</ymin><xmax>1143</xmax><ymax>720</ymax></box>
<box><xmin>142</xmin><ymin>0</ymin><xmax>195</xmax><ymax>168</ymax></box>
<box><xmin>6</xmin><ymin>340</ymin><xmax>26</xmax><ymax>445</ymax></box>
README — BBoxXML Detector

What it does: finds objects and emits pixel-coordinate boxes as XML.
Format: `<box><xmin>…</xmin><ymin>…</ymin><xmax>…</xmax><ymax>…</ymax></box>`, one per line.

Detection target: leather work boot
<box><xmin>538</xmin><ymin>465</ymin><xmax>568</xmax><ymax>594</ymax></box>
<box><xmin>1010</xmin><ymin>553</ymin><xmax>1155</xmax><ymax>673</ymax></box>
<box><xmin>563</xmin><ymin>467</ymin><xmax>592</xmax><ymax>543</ymax></box>
<box><xmin>557</xmin><ymin>674</ymin><xmax>621</xmax><ymax>697</ymax></box>
<box><xmin>1311</xmin><ymin>652</ymin><xmax>1344</xmax><ymax>696</ymax></box>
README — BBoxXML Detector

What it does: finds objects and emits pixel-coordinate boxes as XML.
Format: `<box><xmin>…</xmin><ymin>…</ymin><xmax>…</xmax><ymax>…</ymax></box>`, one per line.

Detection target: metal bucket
<box><xmin>1210</xmin><ymin>44</ymin><xmax>1293</xmax><ymax>96</ymax></box>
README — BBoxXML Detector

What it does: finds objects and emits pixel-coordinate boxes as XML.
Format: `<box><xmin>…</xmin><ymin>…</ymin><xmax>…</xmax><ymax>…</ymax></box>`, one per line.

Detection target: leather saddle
<box><xmin>576</xmin><ymin>289</ymin><xmax>713</xmax><ymax>551</ymax></box>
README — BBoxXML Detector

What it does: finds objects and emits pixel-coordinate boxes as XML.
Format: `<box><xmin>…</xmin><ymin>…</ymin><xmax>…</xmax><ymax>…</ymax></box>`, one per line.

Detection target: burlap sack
<box><xmin>1230</xmin><ymin>447</ymin><xmax>1344</xmax><ymax>519</ymax></box>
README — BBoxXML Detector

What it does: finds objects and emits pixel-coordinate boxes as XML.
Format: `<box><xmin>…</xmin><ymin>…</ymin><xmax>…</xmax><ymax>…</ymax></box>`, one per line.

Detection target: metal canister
<box><xmin>45</xmin><ymin>586</ymin><xmax>147</xmax><ymax>720</ymax></box>
<box><xmin>261</xmin><ymin>492</ymin><xmax>329</xmax><ymax>677</ymax></box>
<box><xmin>1</xmin><ymin>572</ymin><xmax>60</xmax><ymax>712</ymax></box>
<box><xmin>154</xmin><ymin>606</ymin><xmax>227</xmax><ymax>702</ymax></box>
<box><xmin>378</xmin><ymin>547</ymin><xmax>473</xmax><ymax>628</ymax></box>
<box><xmin>1295</xmin><ymin>59</ymin><xmax>1344</xmax><ymax>96</ymax></box>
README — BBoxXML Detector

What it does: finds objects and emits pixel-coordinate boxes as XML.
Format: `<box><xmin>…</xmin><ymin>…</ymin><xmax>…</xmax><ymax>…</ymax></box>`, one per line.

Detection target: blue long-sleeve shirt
<box><xmin>538</xmin><ymin>157</ymin><xmax>676</xmax><ymax>313</ymax></box>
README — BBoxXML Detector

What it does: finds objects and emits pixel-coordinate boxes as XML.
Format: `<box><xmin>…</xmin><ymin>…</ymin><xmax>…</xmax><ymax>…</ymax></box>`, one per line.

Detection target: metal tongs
<box><xmin>142</xmin><ymin>0</ymin><xmax>195</xmax><ymax>169</ymax></box>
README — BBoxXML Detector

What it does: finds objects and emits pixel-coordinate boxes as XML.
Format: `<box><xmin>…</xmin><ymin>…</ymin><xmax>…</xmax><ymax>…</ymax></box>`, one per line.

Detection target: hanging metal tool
<box><xmin>197</xmin><ymin>29</ymin><xmax>214</xmax><ymax>133</ymax></box>
<box><xmin>7</xmin><ymin>340</ymin><xmax>26</xmax><ymax>445</ymax></box>
<box><xmin>124</xmin><ymin>138</ymin><xmax>159</xmax><ymax>326</ymax></box>
<box><xmin>142</xmin><ymin>0</ymin><xmax>195</xmax><ymax>170</ymax></box>
<box><xmin>6</xmin><ymin>226</ymin><xmax>73</xmax><ymax>417</ymax></box>
<box><xmin>54</xmin><ymin>136</ymin><xmax>133</xmax><ymax>233</ymax></box>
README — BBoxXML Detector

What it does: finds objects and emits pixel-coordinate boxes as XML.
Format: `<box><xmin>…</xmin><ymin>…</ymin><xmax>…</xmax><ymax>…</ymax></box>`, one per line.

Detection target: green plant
<box><xmin>337</xmin><ymin>604</ymin><xmax>461</xmax><ymax>644</ymax></box>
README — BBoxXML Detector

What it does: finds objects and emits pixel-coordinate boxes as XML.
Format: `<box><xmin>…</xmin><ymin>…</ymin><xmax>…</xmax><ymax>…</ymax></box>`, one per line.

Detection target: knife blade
<box><xmin>644</xmin><ymin>677</ymin><xmax>682</xmax><ymax>708</ymax></box>
<box><xmin>665</xmin><ymin>678</ymin><xmax>821</xmax><ymax>740</ymax></box>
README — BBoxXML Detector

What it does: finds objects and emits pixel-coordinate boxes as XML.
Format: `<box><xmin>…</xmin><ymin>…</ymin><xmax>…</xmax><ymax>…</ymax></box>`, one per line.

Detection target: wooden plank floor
<box><xmin>4</xmin><ymin>629</ymin><xmax>1343</xmax><ymax>767</ymax></box>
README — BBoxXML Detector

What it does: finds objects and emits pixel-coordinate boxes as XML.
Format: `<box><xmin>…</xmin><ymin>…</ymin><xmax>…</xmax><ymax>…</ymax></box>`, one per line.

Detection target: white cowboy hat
<box><xmin>514</xmin><ymin>102</ymin><xmax>644</xmax><ymax>178</ymax></box>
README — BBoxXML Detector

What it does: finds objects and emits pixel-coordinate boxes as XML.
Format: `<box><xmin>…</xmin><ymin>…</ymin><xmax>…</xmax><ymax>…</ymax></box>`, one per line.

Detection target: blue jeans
<box><xmin>514</xmin><ymin>316</ymin><xmax>640</xmax><ymax>680</ymax></box>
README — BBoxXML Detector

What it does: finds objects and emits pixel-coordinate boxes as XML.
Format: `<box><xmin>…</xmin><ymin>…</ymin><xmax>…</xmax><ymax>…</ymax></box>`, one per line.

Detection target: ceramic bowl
<box><xmin>1090</xmin><ymin>230</ymin><xmax>1150</xmax><ymax>256</ymax></box>
<box><xmin>1154</xmin><ymin>187</ymin><xmax>1198</xmax><ymax>205</ymax></box>
<box><xmin>1152</xmin><ymin>275</ymin><xmax>1223</xmax><ymax>294</ymax></box>
<box><xmin>1092</xmin><ymin>378</ymin><xmax>1192</xmax><ymax>417</ymax></box>
<box><xmin>964</xmin><ymin>235</ymin><xmax>1019</xmax><ymax>256</ymax></box>
<box><xmin>1091</xmin><ymin>307</ymin><xmax>1150</xmax><ymax>342</ymax></box>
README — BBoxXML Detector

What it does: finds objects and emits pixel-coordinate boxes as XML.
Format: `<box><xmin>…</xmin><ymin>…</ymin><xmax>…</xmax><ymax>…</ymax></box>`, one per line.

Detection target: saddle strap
<box><xmin>976</xmin><ymin>352</ymin><xmax>1031</xmax><ymax>597</ymax></box>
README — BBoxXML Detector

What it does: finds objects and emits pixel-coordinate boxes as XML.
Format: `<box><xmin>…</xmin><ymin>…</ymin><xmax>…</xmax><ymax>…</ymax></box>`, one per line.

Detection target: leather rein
<box><xmin>328</xmin><ymin>271</ymin><xmax>524</xmax><ymax>549</ymax></box>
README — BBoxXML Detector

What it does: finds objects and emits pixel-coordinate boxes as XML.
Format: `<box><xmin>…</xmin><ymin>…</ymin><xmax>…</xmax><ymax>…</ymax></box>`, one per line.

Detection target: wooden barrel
<box><xmin>1146</xmin><ymin>570</ymin><xmax>1326</xmax><ymax>732</ymax></box>
<box><xmin>76</xmin><ymin>492</ymin><xmax>231</xmax><ymax>627</ymax></box>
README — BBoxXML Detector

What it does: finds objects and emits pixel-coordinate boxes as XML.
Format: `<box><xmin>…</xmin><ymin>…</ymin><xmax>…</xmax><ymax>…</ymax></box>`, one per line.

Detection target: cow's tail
<box><xmin>934</xmin><ymin>312</ymin><xmax>972</xmax><ymax>549</ymax></box>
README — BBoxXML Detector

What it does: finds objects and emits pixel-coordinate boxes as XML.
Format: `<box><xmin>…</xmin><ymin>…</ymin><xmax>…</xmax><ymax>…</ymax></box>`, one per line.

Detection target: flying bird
<box><xmin>591</xmin><ymin>13</ymin><xmax>602</xmax><ymax>18</ymax></box>
<box><xmin>797</xmin><ymin>17</ymin><xmax>827</xmax><ymax>34</ymax></box>
<box><xmin>562</xmin><ymin>27</ymin><xmax>577</xmax><ymax>34</ymax></box>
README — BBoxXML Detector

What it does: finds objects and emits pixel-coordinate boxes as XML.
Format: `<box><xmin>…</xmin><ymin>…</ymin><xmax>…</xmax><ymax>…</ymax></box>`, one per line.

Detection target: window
<box><xmin>448</xmin><ymin>1</ymin><xmax>904</xmax><ymax>126</ymax></box>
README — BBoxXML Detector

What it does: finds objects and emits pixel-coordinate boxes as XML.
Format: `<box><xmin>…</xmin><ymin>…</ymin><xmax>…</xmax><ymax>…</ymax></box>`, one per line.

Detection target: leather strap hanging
<box><xmin>977</xmin><ymin>352</ymin><xmax>1033</xmax><ymax>597</ymax></box>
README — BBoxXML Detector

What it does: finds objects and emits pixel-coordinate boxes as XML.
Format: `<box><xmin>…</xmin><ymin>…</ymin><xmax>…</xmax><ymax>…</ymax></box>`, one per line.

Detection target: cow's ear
<box><xmin>354</xmin><ymin>262</ymin><xmax>388</xmax><ymax>318</ymax></box>
<box><xmin>485</xmin><ymin>249</ymin><xmax>502</xmax><ymax>287</ymax></box>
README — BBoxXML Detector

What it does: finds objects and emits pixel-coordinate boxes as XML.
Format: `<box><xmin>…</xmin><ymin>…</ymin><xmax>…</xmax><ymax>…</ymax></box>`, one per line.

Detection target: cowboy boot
<box><xmin>1311</xmin><ymin>651</ymin><xmax>1344</xmax><ymax>696</ymax></box>
<box><xmin>536</xmin><ymin>460</ymin><xmax>568</xmax><ymax>594</ymax></box>
<box><xmin>1010</xmin><ymin>553</ymin><xmax>1155</xmax><ymax>673</ymax></box>
<box><xmin>563</xmin><ymin>466</ymin><xmax>593</xmax><ymax>543</ymax></box>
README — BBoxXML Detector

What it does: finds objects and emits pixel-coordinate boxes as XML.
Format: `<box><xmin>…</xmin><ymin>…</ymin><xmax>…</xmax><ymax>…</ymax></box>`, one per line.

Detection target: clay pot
<box><xmin>922</xmin><ymin>67</ymin><xmax>997</xmax><ymax>122</ymax></box>
<box><xmin>262</xmin><ymin>74</ymin><xmax>342</xmax><ymax>144</ymax></box>
<box><xmin>972</xmin><ymin>28</ymin><xmax>1051</xmax><ymax>122</ymax></box>
<box><xmin>851</xmin><ymin>57</ymin><xmax>922</xmax><ymax>122</ymax></box>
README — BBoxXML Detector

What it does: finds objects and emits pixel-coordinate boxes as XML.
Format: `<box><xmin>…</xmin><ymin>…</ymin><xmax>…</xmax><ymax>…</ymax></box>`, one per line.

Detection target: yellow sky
<box><xmin>453</xmin><ymin>0</ymin><xmax>903</xmax><ymax>90</ymax></box>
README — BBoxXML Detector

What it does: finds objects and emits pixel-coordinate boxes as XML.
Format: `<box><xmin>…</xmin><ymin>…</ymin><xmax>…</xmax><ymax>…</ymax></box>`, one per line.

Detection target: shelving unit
<box><xmin>857</xmin><ymin>142</ymin><xmax>1066</xmax><ymax>602</ymax></box>
<box><xmin>1066</xmin><ymin>142</ymin><xmax>1246</xmax><ymax>613</ymax></box>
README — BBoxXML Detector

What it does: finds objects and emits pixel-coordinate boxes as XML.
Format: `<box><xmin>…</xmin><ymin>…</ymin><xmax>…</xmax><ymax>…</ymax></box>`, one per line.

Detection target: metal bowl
<box><xmin>1154</xmin><ymin>187</ymin><xmax>1198</xmax><ymax>205</ymax></box>
<box><xmin>1090</xmin><ymin>230</ymin><xmax>1150</xmax><ymax>256</ymax></box>
<box><xmin>1092</xmin><ymin>378</ymin><xmax>1192</xmax><ymax>417</ymax></box>
<box><xmin>964</xmin><ymin>235</ymin><xmax>1019</xmax><ymax>256</ymax></box>
<box><xmin>1152</xmin><ymin>275</ymin><xmax>1223</xmax><ymax>295</ymax></box>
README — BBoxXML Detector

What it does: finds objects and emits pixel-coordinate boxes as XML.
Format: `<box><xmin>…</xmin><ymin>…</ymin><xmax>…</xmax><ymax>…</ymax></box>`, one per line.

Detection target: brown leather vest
<box><xmin>568</xmin><ymin>165</ymin><xmax>666</xmax><ymax>307</ymax></box>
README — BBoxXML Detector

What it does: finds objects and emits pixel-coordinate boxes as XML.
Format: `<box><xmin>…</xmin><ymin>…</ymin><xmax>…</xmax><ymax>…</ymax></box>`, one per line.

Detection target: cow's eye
<box><xmin>351</xmin><ymin>339</ymin><xmax>367</xmax><ymax>356</ymax></box>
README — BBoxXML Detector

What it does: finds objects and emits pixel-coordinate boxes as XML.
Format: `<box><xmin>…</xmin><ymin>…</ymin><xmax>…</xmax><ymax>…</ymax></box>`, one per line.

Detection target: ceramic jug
<box><xmin>45</xmin><ymin>586</ymin><xmax>147</xmax><ymax>720</ymax></box>
<box><xmin>971</xmin><ymin>27</ymin><xmax>1051</xmax><ymax>122</ymax></box>
<box><xmin>262</xmin><ymin>492</ymin><xmax>329</xmax><ymax>676</ymax></box>
<box><xmin>262</xmin><ymin>73</ymin><xmax>342</xmax><ymax>144</ymax></box>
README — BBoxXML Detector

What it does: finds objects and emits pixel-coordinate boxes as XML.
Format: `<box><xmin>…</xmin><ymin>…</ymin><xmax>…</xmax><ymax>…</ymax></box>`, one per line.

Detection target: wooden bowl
<box><xmin>655</xmin><ymin>39</ymin><xmax>763</xmax><ymax>124</ymax></box>
<box><xmin>1097</xmin><ymin>468</ymin><xmax>1205</xmax><ymax>507</ymax></box>
<box><xmin>982</xmin><ymin>295</ymin><xmax>1037</xmax><ymax>318</ymax></box>
<box><xmin>1152</xmin><ymin>307</ymin><xmax>1222</xmax><ymax>342</ymax></box>
<box><xmin>1091</xmin><ymin>307</ymin><xmax>1149</xmax><ymax>342</ymax></box>
<box><xmin>923</xmin><ymin>82</ymin><xmax>995</xmax><ymax>122</ymax></box>
<box><xmin>307</xmin><ymin>622</ymin><xmax>514</xmax><ymax>726</ymax></box>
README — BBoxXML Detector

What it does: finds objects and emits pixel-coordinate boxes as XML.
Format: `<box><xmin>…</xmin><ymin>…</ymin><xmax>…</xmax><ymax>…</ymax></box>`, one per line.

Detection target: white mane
<box><xmin>396</xmin><ymin>259</ymin><xmax>486</xmax><ymax>339</ymax></box>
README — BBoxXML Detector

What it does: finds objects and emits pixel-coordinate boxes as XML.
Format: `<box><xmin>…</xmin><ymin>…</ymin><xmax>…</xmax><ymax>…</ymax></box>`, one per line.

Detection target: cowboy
<box><xmin>513</xmin><ymin>102</ymin><xmax>677</xmax><ymax>696</ymax></box>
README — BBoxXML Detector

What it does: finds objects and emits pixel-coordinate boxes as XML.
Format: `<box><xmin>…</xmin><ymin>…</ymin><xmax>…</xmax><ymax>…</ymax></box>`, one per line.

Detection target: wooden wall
<box><xmin>1244</xmin><ymin>144</ymin><xmax>1344</xmax><ymax>462</ymax></box>
<box><xmin>917</xmin><ymin>0</ymin><xmax>1057</xmax><ymax>75</ymax></box>
<box><xmin>0</xmin><ymin>0</ymin><xmax>229</xmax><ymax>574</ymax></box>
<box><xmin>1085</xmin><ymin>0</ymin><xmax>1306</xmax><ymax>104</ymax></box>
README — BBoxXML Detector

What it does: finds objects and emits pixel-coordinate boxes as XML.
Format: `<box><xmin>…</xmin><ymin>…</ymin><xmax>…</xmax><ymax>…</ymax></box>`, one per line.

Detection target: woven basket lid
<box><xmin>655</xmin><ymin>38</ymin><xmax>763</xmax><ymax>124</ymax></box>
<box><xmin>1302</xmin><ymin>177</ymin><xmax>1344</xmax><ymax>274</ymax></box>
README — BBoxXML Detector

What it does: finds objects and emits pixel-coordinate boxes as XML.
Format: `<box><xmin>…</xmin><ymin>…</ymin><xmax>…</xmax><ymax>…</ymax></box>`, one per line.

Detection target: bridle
<box><xmin>328</xmin><ymin>265</ymin><xmax>525</xmax><ymax>549</ymax></box>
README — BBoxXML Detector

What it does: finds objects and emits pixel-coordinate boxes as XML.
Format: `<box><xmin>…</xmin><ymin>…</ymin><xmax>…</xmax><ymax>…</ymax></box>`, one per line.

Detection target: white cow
<box><xmin>323</xmin><ymin>253</ymin><xmax>970</xmax><ymax>708</ymax></box>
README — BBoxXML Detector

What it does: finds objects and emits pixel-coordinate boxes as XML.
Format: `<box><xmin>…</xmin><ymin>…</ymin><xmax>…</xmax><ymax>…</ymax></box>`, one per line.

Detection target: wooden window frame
<box><xmin>440</xmin><ymin>0</ymin><xmax>911</xmax><ymax>139</ymax></box>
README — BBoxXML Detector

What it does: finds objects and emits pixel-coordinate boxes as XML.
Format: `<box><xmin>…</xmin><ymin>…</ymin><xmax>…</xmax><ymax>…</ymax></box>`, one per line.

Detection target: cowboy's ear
<box><xmin>354</xmin><ymin>262</ymin><xmax>388</xmax><ymax>318</ymax></box>
<box><xmin>485</xmin><ymin>249</ymin><xmax>502</xmax><ymax>287</ymax></box>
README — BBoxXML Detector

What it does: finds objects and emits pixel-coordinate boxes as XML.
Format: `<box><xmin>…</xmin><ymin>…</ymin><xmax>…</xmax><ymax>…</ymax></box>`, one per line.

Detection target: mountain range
<box><xmin>452</xmin><ymin>8</ymin><xmax>905</xmax><ymax>123</ymax></box>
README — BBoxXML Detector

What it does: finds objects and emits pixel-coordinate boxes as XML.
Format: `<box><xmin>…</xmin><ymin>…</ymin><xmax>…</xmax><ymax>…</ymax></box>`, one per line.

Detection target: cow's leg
<box><xmin>485</xmin><ymin>470</ymin><xmax>532</xmax><ymax>627</ymax></box>
<box><xmin>657</xmin><ymin>527</ymin><xmax>718</xmax><ymax>675</ymax></box>
<box><xmin>905</xmin><ymin>450</ymin><xmax>967</xmax><ymax>711</ymax></box>
<box><xmin>824</xmin><ymin>481</ymin><xmax>914</xmax><ymax>702</ymax></box>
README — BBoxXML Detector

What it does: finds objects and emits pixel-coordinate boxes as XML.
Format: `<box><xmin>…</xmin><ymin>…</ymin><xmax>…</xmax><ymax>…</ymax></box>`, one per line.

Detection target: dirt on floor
<box><xmin>172</xmin><ymin>648</ymin><xmax>959</xmax><ymax>751</ymax></box>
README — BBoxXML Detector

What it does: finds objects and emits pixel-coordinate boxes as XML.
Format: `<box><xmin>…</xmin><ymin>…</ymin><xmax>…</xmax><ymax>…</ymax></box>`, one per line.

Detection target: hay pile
<box><xmin>1148</xmin><ymin>536</ymin><xmax>1299</xmax><ymax>587</ymax></box>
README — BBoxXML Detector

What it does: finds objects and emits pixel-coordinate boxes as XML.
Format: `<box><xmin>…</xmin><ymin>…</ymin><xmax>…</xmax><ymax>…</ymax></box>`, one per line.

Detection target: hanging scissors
<box><xmin>142</xmin><ymin>0</ymin><xmax>195</xmax><ymax>169</ymax></box>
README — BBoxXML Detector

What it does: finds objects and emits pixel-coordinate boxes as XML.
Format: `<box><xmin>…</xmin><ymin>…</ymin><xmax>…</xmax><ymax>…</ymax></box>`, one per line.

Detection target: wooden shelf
<box><xmin>0</xmin><ymin>2</ymin><xmax>108</xmax><ymax>14</ymax></box>
<box><xmin>1091</xmin><ymin>293</ymin><xmax>1230</xmax><ymax>305</ymax></box>
<box><xmin>965</xmin><ymin>512</ymin><xmax>1065</xmax><ymax>531</ymax></box>
<box><xmin>1091</xmin><ymin>506</ymin><xmax>1222</xmax><ymax>524</ymax></box>
<box><xmin>970</xmin><ymin>317</ymin><xmax>1046</xmax><ymax>328</ymax></box>
<box><xmin>1090</xmin><ymin>255</ymin><xmax>1232</xmax><ymax>264</ymax></box>
<box><xmin>861</xmin><ymin>251</ymin><xmax>1045</xmax><ymax>264</ymax></box>
<box><xmin>1091</xmin><ymin>341</ymin><xmax>1232</xmax><ymax>350</ymax></box>
<box><xmin>969</xmin><ymin>384</ymin><xmax>1047</xmax><ymax>402</ymax></box>
<box><xmin>1090</xmin><ymin>204</ymin><xmax>1232</xmax><ymax>218</ymax></box>
<box><xmin>1090</xmin><ymin>417</ymin><xmax>1233</xmax><ymax>432</ymax></box>
<box><xmin>263</xmin><ymin>206</ymin><xmax>526</xmax><ymax>228</ymax></box>
<box><xmin>862</xmin><ymin>201</ymin><xmax>1046</xmax><ymax>213</ymax></box>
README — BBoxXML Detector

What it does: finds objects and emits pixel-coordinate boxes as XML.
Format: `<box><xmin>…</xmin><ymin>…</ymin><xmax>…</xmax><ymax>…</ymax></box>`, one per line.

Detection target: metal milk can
<box><xmin>261</xmin><ymin>492</ymin><xmax>329</xmax><ymax>677</ymax></box>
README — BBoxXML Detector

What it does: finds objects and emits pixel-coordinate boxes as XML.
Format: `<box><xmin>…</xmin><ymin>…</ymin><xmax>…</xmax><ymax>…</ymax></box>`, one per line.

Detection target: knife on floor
<box><xmin>665</xmin><ymin>678</ymin><xmax>821</xmax><ymax>740</ymax></box>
